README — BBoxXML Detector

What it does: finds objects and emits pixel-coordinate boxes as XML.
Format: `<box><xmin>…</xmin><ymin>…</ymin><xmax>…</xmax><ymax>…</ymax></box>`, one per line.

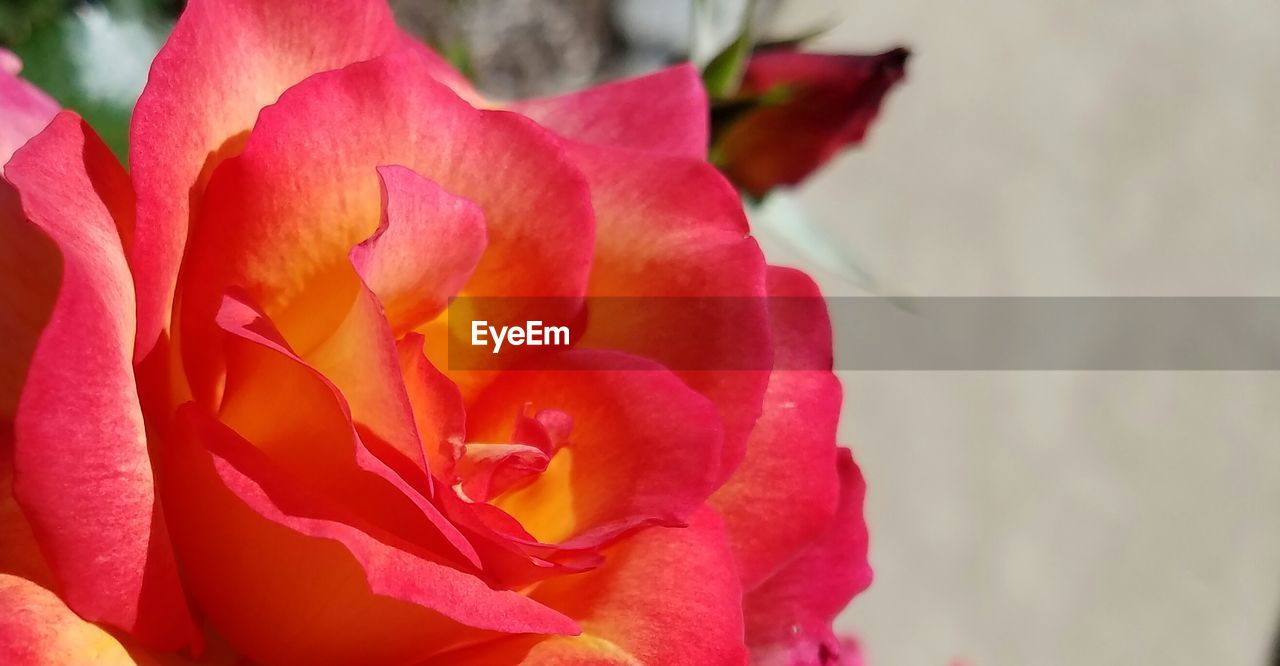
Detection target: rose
<box><xmin>713</xmin><ymin>47</ymin><xmax>910</xmax><ymax>197</ymax></box>
<box><xmin>1</xmin><ymin>2</ymin><xmax>875</xmax><ymax>663</ymax></box>
<box><xmin>0</xmin><ymin>1</ymin><xmax>872</xmax><ymax>664</ymax></box>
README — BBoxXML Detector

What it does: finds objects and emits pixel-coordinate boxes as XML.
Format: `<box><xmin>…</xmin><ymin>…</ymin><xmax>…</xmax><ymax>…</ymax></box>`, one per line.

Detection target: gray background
<box><xmin>755</xmin><ymin>1</ymin><xmax>1280</xmax><ymax>664</ymax></box>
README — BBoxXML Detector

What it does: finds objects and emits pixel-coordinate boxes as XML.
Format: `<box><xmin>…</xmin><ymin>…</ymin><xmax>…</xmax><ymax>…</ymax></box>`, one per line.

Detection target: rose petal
<box><xmin>458</xmin><ymin>408</ymin><xmax>568</xmax><ymax>503</ymax></box>
<box><xmin>180</xmin><ymin>48</ymin><xmax>594</xmax><ymax>401</ymax></box>
<box><xmin>455</xmin><ymin>407</ymin><xmax>565</xmax><ymax>502</ymax></box>
<box><xmin>0</xmin><ymin>50</ymin><xmax>59</xmax><ymax>167</ymax></box>
<box><xmin>439</xmin><ymin>507</ymin><xmax>748</xmax><ymax>665</ymax></box>
<box><xmin>467</xmin><ymin>350</ymin><xmax>723</xmax><ymax>548</ymax></box>
<box><xmin>712</xmin><ymin>266</ymin><xmax>844</xmax><ymax>588</ymax></box>
<box><xmin>432</xmin><ymin>490</ymin><xmax>606</xmax><ymax>590</ymax></box>
<box><xmin>457</xmin><ymin>442</ymin><xmax>550</xmax><ymax>504</ymax></box>
<box><xmin>744</xmin><ymin>449</ymin><xmax>872</xmax><ymax>661</ymax></box>
<box><xmin>0</xmin><ymin>180</ymin><xmax>60</xmax><ymax>423</ymax></box>
<box><xmin>0</xmin><ymin>166</ymin><xmax>61</xmax><ymax>620</ymax></box>
<box><xmin>351</xmin><ymin>165</ymin><xmax>487</xmax><ymax>334</ymax></box>
<box><xmin>512</xmin><ymin>64</ymin><xmax>708</xmax><ymax>158</ymax></box>
<box><xmin>0</xmin><ymin>438</ymin><xmax>52</xmax><ymax>592</ymax></box>
<box><xmin>213</xmin><ymin>292</ymin><xmax>478</xmax><ymax>568</ymax></box>
<box><xmin>3</xmin><ymin>114</ymin><xmax>197</xmax><ymax>649</ymax></box>
<box><xmin>399</xmin><ymin>39</ymin><xmax>485</xmax><ymax>106</ymax></box>
<box><xmin>308</xmin><ymin>278</ymin><xmax>437</xmax><ymax>491</ymax></box>
<box><xmin>570</xmin><ymin>142</ymin><xmax>772</xmax><ymax>485</ymax></box>
<box><xmin>397</xmin><ymin>333</ymin><xmax>468</xmax><ymax>483</ymax></box>
<box><xmin>163</xmin><ymin>404</ymin><xmax>578</xmax><ymax>665</ymax></box>
<box><xmin>129</xmin><ymin>0</ymin><xmax>409</xmax><ymax>359</ymax></box>
<box><xmin>0</xmin><ymin>574</ymin><xmax>136</xmax><ymax>665</ymax></box>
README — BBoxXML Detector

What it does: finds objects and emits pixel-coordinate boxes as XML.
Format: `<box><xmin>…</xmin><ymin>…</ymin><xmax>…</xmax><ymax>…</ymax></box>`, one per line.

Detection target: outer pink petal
<box><xmin>3</xmin><ymin>114</ymin><xmax>197</xmax><ymax>649</ymax></box>
<box><xmin>0</xmin><ymin>50</ymin><xmax>59</xmax><ymax>167</ymax></box>
<box><xmin>466</xmin><ymin>351</ymin><xmax>724</xmax><ymax>548</ymax></box>
<box><xmin>570</xmin><ymin>142</ymin><xmax>772</xmax><ymax>485</ymax></box>
<box><xmin>0</xmin><ymin>574</ymin><xmax>137</xmax><ymax>665</ymax></box>
<box><xmin>128</xmin><ymin>0</ymin><xmax>408</xmax><ymax>359</ymax></box>
<box><xmin>440</xmin><ymin>507</ymin><xmax>748</xmax><ymax>665</ymax></box>
<box><xmin>350</xmin><ymin>165</ymin><xmax>487</xmax><ymax>334</ymax></box>
<box><xmin>744</xmin><ymin>449</ymin><xmax>872</xmax><ymax>664</ymax></box>
<box><xmin>512</xmin><ymin>64</ymin><xmax>708</xmax><ymax>158</ymax></box>
<box><xmin>712</xmin><ymin>266</ymin><xmax>843</xmax><ymax>589</ymax></box>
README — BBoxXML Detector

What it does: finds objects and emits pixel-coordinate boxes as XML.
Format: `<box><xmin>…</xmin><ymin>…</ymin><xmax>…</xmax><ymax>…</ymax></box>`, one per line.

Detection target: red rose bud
<box><xmin>714</xmin><ymin>47</ymin><xmax>909</xmax><ymax>197</ymax></box>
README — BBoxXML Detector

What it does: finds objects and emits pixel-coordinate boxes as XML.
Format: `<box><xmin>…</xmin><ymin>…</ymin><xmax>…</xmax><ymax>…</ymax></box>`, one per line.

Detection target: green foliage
<box><xmin>700</xmin><ymin>0</ymin><xmax>757</xmax><ymax>100</ymax></box>
<box><xmin>0</xmin><ymin>0</ymin><xmax>77</xmax><ymax>45</ymax></box>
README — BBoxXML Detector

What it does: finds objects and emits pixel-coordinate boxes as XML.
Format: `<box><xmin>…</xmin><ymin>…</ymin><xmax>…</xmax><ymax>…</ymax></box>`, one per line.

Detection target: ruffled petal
<box><xmin>467</xmin><ymin>351</ymin><xmax>724</xmax><ymax>548</ymax></box>
<box><xmin>3</xmin><ymin>114</ymin><xmax>197</xmax><ymax>649</ymax></box>
<box><xmin>212</xmin><ymin>293</ymin><xmax>477</xmax><ymax>567</ymax></box>
<box><xmin>512</xmin><ymin>64</ymin><xmax>708</xmax><ymax>158</ymax></box>
<box><xmin>163</xmin><ymin>404</ymin><xmax>578</xmax><ymax>666</ymax></box>
<box><xmin>351</xmin><ymin>165</ymin><xmax>487</xmax><ymax>334</ymax></box>
<box><xmin>712</xmin><ymin>266</ymin><xmax>843</xmax><ymax>588</ymax></box>
<box><xmin>457</xmin><ymin>441</ymin><xmax>550</xmax><ymax>503</ymax></box>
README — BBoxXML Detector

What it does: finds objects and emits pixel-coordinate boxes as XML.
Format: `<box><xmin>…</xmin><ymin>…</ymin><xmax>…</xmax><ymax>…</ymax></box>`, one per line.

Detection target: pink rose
<box><xmin>0</xmin><ymin>1</ymin><xmax>871</xmax><ymax>663</ymax></box>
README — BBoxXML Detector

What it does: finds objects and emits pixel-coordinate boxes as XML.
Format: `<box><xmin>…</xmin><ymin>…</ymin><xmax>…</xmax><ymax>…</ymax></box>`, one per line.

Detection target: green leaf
<box><xmin>700</xmin><ymin>0</ymin><xmax>758</xmax><ymax>99</ymax></box>
<box><xmin>0</xmin><ymin>0</ymin><xmax>76</xmax><ymax>45</ymax></box>
<box><xmin>753</xmin><ymin>24</ymin><xmax>833</xmax><ymax>52</ymax></box>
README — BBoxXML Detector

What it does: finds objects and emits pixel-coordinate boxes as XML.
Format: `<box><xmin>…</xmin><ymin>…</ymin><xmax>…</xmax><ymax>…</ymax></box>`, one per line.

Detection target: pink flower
<box><xmin>0</xmin><ymin>1</ymin><xmax>872</xmax><ymax>663</ymax></box>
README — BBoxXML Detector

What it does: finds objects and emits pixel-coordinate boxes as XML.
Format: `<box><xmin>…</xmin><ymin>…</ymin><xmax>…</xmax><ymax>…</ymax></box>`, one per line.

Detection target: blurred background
<box><xmin>768</xmin><ymin>3</ymin><xmax>1280</xmax><ymax>666</ymax></box>
<box><xmin>5</xmin><ymin>1</ymin><xmax>1278</xmax><ymax>664</ymax></box>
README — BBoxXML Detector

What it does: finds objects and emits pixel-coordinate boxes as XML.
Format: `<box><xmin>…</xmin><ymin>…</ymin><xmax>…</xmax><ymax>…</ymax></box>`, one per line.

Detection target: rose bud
<box><xmin>713</xmin><ymin>47</ymin><xmax>909</xmax><ymax>197</ymax></box>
